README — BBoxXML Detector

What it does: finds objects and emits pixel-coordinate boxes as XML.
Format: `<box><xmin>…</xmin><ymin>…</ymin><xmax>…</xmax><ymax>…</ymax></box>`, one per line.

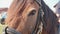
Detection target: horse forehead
<box><xmin>22</xmin><ymin>2</ymin><xmax>39</xmax><ymax>15</ymax></box>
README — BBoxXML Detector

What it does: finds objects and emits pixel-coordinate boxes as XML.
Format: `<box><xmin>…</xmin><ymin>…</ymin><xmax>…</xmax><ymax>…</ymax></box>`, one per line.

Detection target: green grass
<box><xmin>0</xmin><ymin>24</ymin><xmax>6</xmax><ymax>34</ymax></box>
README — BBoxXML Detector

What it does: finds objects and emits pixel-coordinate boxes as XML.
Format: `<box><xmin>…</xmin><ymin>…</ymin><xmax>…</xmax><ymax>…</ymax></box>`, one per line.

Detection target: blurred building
<box><xmin>0</xmin><ymin>8</ymin><xmax>8</xmax><ymax>13</ymax></box>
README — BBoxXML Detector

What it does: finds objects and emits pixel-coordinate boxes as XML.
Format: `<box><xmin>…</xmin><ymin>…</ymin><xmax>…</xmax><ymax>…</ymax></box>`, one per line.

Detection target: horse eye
<box><xmin>28</xmin><ymin>10</ymin><xmax>36</xmax><ymax>16</ymax></box>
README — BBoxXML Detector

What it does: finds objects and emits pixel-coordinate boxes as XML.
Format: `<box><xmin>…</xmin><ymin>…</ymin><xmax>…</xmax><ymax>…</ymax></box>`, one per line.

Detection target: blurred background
<box><xmin>0</xmin><ymin>0</ymin><xmax>60</xmax><ymax>12</ymax></box>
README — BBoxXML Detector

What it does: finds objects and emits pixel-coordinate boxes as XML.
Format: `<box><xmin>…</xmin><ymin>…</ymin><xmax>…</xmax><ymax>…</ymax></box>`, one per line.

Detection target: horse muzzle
<box><xmin>3</xmin><ymin>27</ymin><xmax>21</xmax><ymax>34</ymax></box>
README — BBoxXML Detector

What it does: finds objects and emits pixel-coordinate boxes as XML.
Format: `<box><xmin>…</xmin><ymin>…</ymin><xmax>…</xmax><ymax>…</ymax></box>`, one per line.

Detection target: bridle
<box><xmin>3</xmin><ymin>27</ymin><xmax>21</xmax><ymax>34</ymax></box>
<box><xmin>32</xmin><ymin>0</ymin><xmax>46</xmax><ymax>34</ymax></box>
<box><xmin>4</xmin><ymin>0</ymin><xmax>46</xmax><ymax>34</ymax></box>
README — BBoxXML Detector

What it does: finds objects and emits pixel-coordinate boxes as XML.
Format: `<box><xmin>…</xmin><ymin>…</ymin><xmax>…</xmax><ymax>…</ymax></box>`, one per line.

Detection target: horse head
<box><xmin>5</xmin><ymin>0</ymin><xmax>40</xmax><ymax>34</ymax></box>
<box><xmin>4</xmin><ymin>0</ymin><xmax>58</xmax><ymax>34</ymax></box>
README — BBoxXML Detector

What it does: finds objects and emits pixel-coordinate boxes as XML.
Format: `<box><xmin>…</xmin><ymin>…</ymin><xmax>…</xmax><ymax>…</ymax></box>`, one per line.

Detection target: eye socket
<box><xmin>28</xmin><ymin>10</ymin><xmax>36</xmax><ymax>16</ymax></box>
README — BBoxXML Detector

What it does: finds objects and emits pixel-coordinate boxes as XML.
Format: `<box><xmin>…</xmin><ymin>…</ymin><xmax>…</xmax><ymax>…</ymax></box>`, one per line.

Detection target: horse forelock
<box><xmin>5</xmin><ymin>0</ymin><xmax>35</xmax><ymax>29</ymax></box>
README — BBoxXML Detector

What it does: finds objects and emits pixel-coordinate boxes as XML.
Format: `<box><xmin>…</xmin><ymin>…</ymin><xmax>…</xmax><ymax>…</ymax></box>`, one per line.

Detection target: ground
<box><xmin>0</xmin><ymin>24</ymin><xmax>6</xmax><ymax>34</ymax></box>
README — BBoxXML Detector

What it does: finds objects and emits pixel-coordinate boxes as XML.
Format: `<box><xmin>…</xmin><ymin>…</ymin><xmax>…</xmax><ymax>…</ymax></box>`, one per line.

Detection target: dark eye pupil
<box><xmin>28</xmin><ymin>10</ymin><xmax>36</xmax><ymax>16</ymax></box>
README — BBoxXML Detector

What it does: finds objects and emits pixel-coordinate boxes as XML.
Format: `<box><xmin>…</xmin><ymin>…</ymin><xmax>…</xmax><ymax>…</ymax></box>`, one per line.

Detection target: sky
<box><xmin>0</xmin><ymin>0</ymin><xmax>13</xmax><ymax>8</ymax></box>
<box><xmin>0</xmin><ymin>0</ymin><xmax>60</xmax><ymax>12</ymax></box>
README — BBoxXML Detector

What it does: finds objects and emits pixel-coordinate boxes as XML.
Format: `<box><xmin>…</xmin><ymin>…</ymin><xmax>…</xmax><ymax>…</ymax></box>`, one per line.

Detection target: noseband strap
<box><xmin>4</xmin><ymin>27</ymin><xmax>21</xmax><ymax>34</ymax></box>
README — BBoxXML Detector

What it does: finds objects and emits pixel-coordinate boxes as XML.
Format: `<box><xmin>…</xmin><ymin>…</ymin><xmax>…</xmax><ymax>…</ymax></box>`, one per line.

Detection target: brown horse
<box><xmin>4</xmin><ymin>0</ymin><xmax>58</xmax><ymax>34</ymax></box>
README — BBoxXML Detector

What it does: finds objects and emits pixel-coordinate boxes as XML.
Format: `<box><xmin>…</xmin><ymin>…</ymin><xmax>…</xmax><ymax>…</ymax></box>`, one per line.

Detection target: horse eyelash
<box><xmin>28</xmin><ymin>10</ymin><xmax>36</xmax><ymax>16</ymax></box>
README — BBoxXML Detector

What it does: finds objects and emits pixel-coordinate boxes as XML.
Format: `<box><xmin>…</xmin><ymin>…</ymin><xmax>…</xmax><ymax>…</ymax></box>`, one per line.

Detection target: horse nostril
<box><xmin>28</xmin><ymin>10</ymin><xmax>36</xmax><ymax>16</ymax></box>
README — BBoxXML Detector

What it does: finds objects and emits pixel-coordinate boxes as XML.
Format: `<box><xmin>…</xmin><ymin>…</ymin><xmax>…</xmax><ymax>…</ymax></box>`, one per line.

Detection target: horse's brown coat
<box><xmin>5</xmin><ymin>0</ymin><xmax>58</xmax><ymax>34</ymax></box>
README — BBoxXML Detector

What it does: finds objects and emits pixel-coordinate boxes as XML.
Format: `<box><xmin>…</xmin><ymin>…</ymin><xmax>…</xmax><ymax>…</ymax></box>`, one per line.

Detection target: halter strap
<box><xmin>4</xmin><ymin>27</ymin><xmax>21</xmax><ymax>34</ymax></box>
<box><xmin>36</xmin><ymin>0</ymin><xmax>47</xmax><ymax>29</ymax></box>
<box><xmin>32</xmin><ymin>0</ymin><xmax>47</xmax><ymax>34</ymax></box>
<box><xmin>36</xmin><ymin>0</ymin><xmax>47</xmax><ymax>28</ymax></box>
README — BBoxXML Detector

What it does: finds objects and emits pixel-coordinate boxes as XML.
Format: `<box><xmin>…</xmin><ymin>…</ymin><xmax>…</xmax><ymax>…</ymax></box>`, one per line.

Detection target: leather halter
<box><xmin>4</xmin><ymin>0</ymin><xmax>46</xmax><ymax>34</ymax></box>
<box><xmin>32</xmin><ymin>0</ymin><xmax>46</xmax><ymax>34</ymax></box>
<box><xmin>4</xmin><ymin>27</ymin><xmax>21</xmax><ymax>34</ymax></box>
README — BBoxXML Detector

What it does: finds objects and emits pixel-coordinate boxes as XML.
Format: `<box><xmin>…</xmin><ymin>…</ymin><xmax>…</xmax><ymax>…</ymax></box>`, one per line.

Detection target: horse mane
<box><xmin>41</xmin><ymin>0</ymin><xmax>58</xmax><ymax>34</ymax></box>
